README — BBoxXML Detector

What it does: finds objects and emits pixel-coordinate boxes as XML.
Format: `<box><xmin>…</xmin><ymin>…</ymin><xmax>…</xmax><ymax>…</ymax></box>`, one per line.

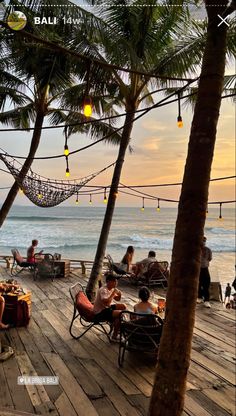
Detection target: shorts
<box><xmin>94</xmin><ymin>304</ymin><xmax>116</xmax><ymax>323</ymax></box>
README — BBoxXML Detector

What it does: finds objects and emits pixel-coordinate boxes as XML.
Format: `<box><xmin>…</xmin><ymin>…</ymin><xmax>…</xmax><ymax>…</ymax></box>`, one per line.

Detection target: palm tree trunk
<box><xmin>0</xmin><ymin>111</ymin><xmax>44</xmax><ymax>228</ymax></box>
<box><xmin>86</xmin><ymin>107</ymin><xmax>136</xmax><ymax>299</ymax></box>
<box><xmin>149</xmin><ymin>1</ymin><xmax>229</xmax><ymax>415</ymax></box>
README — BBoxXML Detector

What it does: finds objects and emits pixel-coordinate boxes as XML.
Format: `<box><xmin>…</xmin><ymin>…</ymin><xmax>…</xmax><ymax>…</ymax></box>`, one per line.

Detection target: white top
<box><xmin>201</xmin><ymin>246</ymin><xmax>212</xmax><ymax>268</ymax></box>
<box><xmin>93</xmin><ymin>286</ymin><xmax>114</xmax><ymax>314</ymax></box>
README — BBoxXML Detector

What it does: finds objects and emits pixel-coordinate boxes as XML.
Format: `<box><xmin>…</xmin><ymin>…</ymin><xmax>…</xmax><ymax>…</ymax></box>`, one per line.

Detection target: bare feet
<box><xmin>0</xmin><ymin>322</ymin><xmax>9</xmax><ymax>329</ymax></box>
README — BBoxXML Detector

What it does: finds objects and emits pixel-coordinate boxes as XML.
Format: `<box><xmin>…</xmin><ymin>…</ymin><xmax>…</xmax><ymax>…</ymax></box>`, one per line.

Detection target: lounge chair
<box><xmin>69</xmin><ymin>282</ymin><xmax>112</xmax><ymax>341</ymax></box>
<box><xmin>106</xmin><ymin>254</ymin><xmax>131</xmax><ymax>280</ymax></box>
<box><xmin>138</xmin><ymin>261</ymin><xmax>169</xmax><ymax>288</ymax></box>
<box><xmin>34</xmin><ymin>253</ymin><xmax>59</xmax><ymax>281</ymax></box>
<box><xmin>11</xmin><ymin>249</ymin><xmax>35</xmax><ymax>276</ymax></box>
<box><xmin>118</xmin><ymin>310</ymin><xmax>163</xmax><ymax>366</ymax></box>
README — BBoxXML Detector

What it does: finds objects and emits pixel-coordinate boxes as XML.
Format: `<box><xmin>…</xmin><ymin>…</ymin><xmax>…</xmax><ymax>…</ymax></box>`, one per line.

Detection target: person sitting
<box><xmin>0</xmin><ymin>282</ymin><xmax>19</xmax><ymax>329</ymax></box>
<box><xmin>119</xmin><ymin>245</ymin><xmax>134</xmax><ymax>273</ymax></box>
<box><xmin>27</xmin><ymin>239</ymin><xmax>43</xmax><ymax>263</ymax></box>
<box><xmin>93</xmin><ymin>274</ymin><xmax>126</xmax><ymax>341</ymax></box>
<box><xmin>132</xmin><ymin>250</ymin><xmax>157</xmax><ymax>278</ymax></box>
<box><xmin>134</xmin><ymin>286</ymin><xmax>157</xmax><ymax>315</ymax></box>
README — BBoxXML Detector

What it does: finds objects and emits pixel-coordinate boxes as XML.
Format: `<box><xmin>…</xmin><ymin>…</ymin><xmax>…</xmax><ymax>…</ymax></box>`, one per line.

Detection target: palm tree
<box><xmin>0</xmin><ymin>32</ymin><xmax>121</xmax><ymax>227</ymax></box>
<box><xmin>80</xmin><ymin>0</ymin><xmax>234</xmax><ymax>298</ymax></box>
<box><xmin>149</xmin><ymin>1</ymin><xmax>235</xmax><ymax>414</ymax></box>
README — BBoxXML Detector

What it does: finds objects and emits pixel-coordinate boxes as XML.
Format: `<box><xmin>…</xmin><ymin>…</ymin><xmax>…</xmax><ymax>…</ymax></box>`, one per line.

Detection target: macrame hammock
<box><xmin>0</xmin><ymin>153</ymin><xmax>114</xmax><ymax>208</ymax></box>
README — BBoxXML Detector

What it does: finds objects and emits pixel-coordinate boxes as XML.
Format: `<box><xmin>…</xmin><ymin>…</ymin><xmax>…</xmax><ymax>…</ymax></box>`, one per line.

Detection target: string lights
<box><xmin>0</xmin><ymin>153</ymin><xmax>234</xmax><ymax>215</ymax></box>
<box><xmin>177</xmin><ymin>92</ymin><xmax>183</xmax><ymax>128</ymax></box>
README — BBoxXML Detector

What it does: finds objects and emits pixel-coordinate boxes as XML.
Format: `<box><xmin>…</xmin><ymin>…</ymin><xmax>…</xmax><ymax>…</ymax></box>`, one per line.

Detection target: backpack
<box><xmin>16</xmin><ymin>300</ymin><xmax>30</xmax><ymax>327</ymax></box>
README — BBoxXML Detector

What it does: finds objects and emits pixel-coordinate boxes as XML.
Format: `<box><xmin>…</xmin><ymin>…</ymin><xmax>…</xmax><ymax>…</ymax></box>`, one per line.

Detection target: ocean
<box><xmin>0</xmin><ymin>205</ymin><xmax>235</xmax><ymax>291</ymax></box>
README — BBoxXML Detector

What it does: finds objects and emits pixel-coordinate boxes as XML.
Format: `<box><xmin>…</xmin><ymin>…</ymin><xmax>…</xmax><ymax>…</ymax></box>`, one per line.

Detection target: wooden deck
<box><xmin>0</xmin><ymin>266</ymin><xmax>235</xmax><ymax>416</ymax></box>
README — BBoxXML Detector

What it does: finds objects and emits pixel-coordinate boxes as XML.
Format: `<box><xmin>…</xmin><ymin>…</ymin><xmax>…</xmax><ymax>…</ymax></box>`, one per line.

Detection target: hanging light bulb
<box><xmin>19</xmin><ymin>188</ymin><xmax>24</xmax><ymax>194</ymax></box>
<box><xmin>83</xmin><ymin>96</ymin><xmax>92</xmax><ymax>117</ymax></box>
<box><xmin>177</xmin><ymin>115</ymin><xmax>183</xmax><ymax>128</ymax></box>
<box><xmin>218</xmin><ymin>203</ymin><xmax>223</xmax><ymax>220</ymax></box>
<box><xmin>89</xmin><ymin>194</ymin><xmax>92</xmax><ymax>205</ymax></box>
<box><xmin>64</xmin><ymin>144</ymin><xmax>69</xmax><ymax>156</ymax></box>
<box><xmin>75</xmin><ymin>194</ymin><xmax>79</xmax><ymax>205</ymax></box>
<box><xmin>177</xmin><ymin>92</ymin><xmax>183</xmax><ymax>128</ymax></box>
<box><xmin>65</xmin><ymin>155</ymin><xmax>70</xmax><ymax>177</ymax></box>
<box><xmin>141</xmin><ymin>197</ymin><xmax>145</xmax><ymax>211</ymax></box>
<box><xmin>156</xmin><ymin>199</ymin><xmax>160</xmax><ymax>212</ymax></box>
<box><xmin>103</xmin><ymin>188</ymin><xmax>107</xmax><ymax>203</ymax></box>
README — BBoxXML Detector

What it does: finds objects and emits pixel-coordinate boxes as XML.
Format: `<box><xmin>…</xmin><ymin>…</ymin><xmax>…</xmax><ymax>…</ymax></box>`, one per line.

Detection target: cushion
<box><xmin>76</xmin><ymin>291</ymin><xmax>95</xmax><ymax>321</ymax></box>
<box><xmin>15</xmin><ymin>253</ymin><xmax>24</xmax><ymax>265</ymax></box>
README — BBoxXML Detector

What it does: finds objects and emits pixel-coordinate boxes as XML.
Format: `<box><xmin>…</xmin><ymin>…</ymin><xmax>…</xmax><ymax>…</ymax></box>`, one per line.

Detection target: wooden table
<box><xmin>54</xmin><ymin>259</ymin><xmax>70</xmax><ymax>278</ymax></box>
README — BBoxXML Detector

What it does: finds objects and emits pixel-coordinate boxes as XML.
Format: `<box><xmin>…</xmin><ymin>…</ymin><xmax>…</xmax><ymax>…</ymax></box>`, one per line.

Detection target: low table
<box><xmin>54</xmin><ymin>259</ymin><xmax>70</xmax><ymax>278</ymax></box>
<box><xmin>2</xmin><ymin>291</ymin><xmax>31</xmax><ymax>326</ymax></box>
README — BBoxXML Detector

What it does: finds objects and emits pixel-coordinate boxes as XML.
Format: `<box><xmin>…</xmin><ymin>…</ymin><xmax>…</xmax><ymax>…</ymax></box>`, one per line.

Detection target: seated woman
<box><xmin>134</xmin><ymin>286</ymin><xmax>157</xmax><ymax>315</ymax></box>
<box><xmin>119</xmin><ymin>245</ymin><xmax>134</xmax><ymax>273</ymax></box>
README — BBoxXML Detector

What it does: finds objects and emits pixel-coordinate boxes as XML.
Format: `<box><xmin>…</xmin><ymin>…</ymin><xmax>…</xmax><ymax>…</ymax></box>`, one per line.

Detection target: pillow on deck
<box><xmin>76</xmin><ymin>291</ymin><xmax>95</xmax><ymax>321</ymax></box>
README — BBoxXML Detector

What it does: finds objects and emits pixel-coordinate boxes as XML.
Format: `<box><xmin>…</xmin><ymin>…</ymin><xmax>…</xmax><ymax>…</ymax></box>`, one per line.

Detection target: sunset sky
<box><xmin>0</xmin><ymin>90</ymin><xmax>234</xmax><ymax>207</ymax></box>
<box><xmin>0</xmin><ymin>1</ymin><xmax>235</xmax><ymax>208</ymax></box>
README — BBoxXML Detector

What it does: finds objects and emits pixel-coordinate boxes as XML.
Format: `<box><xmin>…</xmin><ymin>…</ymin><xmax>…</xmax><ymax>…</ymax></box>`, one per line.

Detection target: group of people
<box><xmin>119</xmin><ymin>245</ymin><xmax>162</xmax><ymax>279</ymax></box>
<box><xmin>93</xmin><ymin>273</ymin><xmax>157</xmax><ymax>341</ymax></box>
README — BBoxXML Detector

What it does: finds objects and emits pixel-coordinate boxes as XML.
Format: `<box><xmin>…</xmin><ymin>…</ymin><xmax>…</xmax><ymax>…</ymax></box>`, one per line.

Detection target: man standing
<box><xmin>197</xmin><ymin>236</ymin><xmax>212</xmax><ymax>308</ymax></box>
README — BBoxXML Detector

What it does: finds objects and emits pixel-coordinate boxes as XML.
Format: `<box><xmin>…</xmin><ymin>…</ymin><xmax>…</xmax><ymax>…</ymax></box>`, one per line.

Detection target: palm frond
<box><xmin>0</xmin><ymin>104</ymin><xmax>35</xmax><ymax>129</ymax></box>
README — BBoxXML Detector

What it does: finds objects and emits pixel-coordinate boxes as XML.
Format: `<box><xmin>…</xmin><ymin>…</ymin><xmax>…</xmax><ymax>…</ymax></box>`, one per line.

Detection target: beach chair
<box><xmin>106</xmin><ymin>254</ymin><xmax>131</xmax><ymax>280</ymax></box>
<box><xmin>69</xmin><ymin>282</ymin><xmax>112</xmax><ymax>341</ymax></box>
<box><xmin>11</xmin><ymin>249</ymin><xmax>35</xmax><ymax>276</ymax></box>
<box><xmin>138</xmin><ymin>261</ymin><xmax>169</xmax><ymax>288</ymax></box>
<box><xmin>118</xmin><ymin>310</ymin><xmax>163</xmax><ymax>366</ymax></box>
<box><xmin>34</xmin><ymin>253</ymin><xmax>59</xmax><ymax>281</ymax></box>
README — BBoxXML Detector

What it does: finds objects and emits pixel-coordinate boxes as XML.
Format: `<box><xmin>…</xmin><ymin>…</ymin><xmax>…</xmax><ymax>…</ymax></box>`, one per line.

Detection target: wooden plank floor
<box><xmin>0</xmin><ymin>266</ymin><xmax>235</xmax><ymax>416</ymax></box>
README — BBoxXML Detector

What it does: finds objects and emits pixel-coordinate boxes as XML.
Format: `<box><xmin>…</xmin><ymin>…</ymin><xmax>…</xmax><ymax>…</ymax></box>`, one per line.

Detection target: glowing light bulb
<box><xmin>75</xmin><ymin>199</ymin><xmax>79</xmax><ymax>205</ymax></box>
<box><xmin>141</xmin><ymin>207</ymin><xmax>144</xmax><ymax>211</ymax></box>
<box><xmin>83</xmin><ymin>97</ymin><xmax>92</xmax><ymax>117</ymax></box>
<box><xmin>156</xmin><ymin>207</ymin><xmax>160</xmax><ymax>212</ymax></box>
<box><xmin>64</xmin><ymin>144</ymin><xmax>69</xmax><ymax>156</ymax></box>
<box><xmin>66</xmin><ymin>168</ymin><xmax>70</xmax><ymax>177</ymax></box>
<box><xmin>177</xmin><ymin>115</ymin><xmax>183</xmax><ymax>128</ymax></box>
<box><xmin>104</xmin><ymin>197</ymin><xmax>107</xmax><ymax>203</ymax></box>
<box><xmin>19</xmin><ymin>188</ymin><xmax>24</xmax><ymax>194</ymax></box>
<box><xmin>38</xmin><ymin>193</ymin><xmax>43</xmax><ymax>199</ymax></box>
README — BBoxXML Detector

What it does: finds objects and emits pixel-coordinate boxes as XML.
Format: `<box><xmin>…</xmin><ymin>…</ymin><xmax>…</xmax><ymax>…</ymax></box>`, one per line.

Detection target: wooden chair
<box><xmin>69</xmin><ymin>282</ymin><xmax>112</xmax><ymax>341</ymax></box>
<box><xmin>106</xmin><ymin>254</ymin><xmax>131</xmax><ymax>280</ymax></box>
<box><xmin>118</xmin><ymin>310</ymin><xmax>163</xmax><ymax>366</ymax></box>
<box><xmin>11</xmin><ymin>249</ymin><xmax>35</xmax><ymax>276</ymax></box>
<box><xmin>138</xmin><ymin>261</ymin><xmax>169</xmax><ymax>288</ymax></box>
<box><xmin>34</xmin><ymin>253</ymin><xmax>59</xmax><ymax>281</ymax></box>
